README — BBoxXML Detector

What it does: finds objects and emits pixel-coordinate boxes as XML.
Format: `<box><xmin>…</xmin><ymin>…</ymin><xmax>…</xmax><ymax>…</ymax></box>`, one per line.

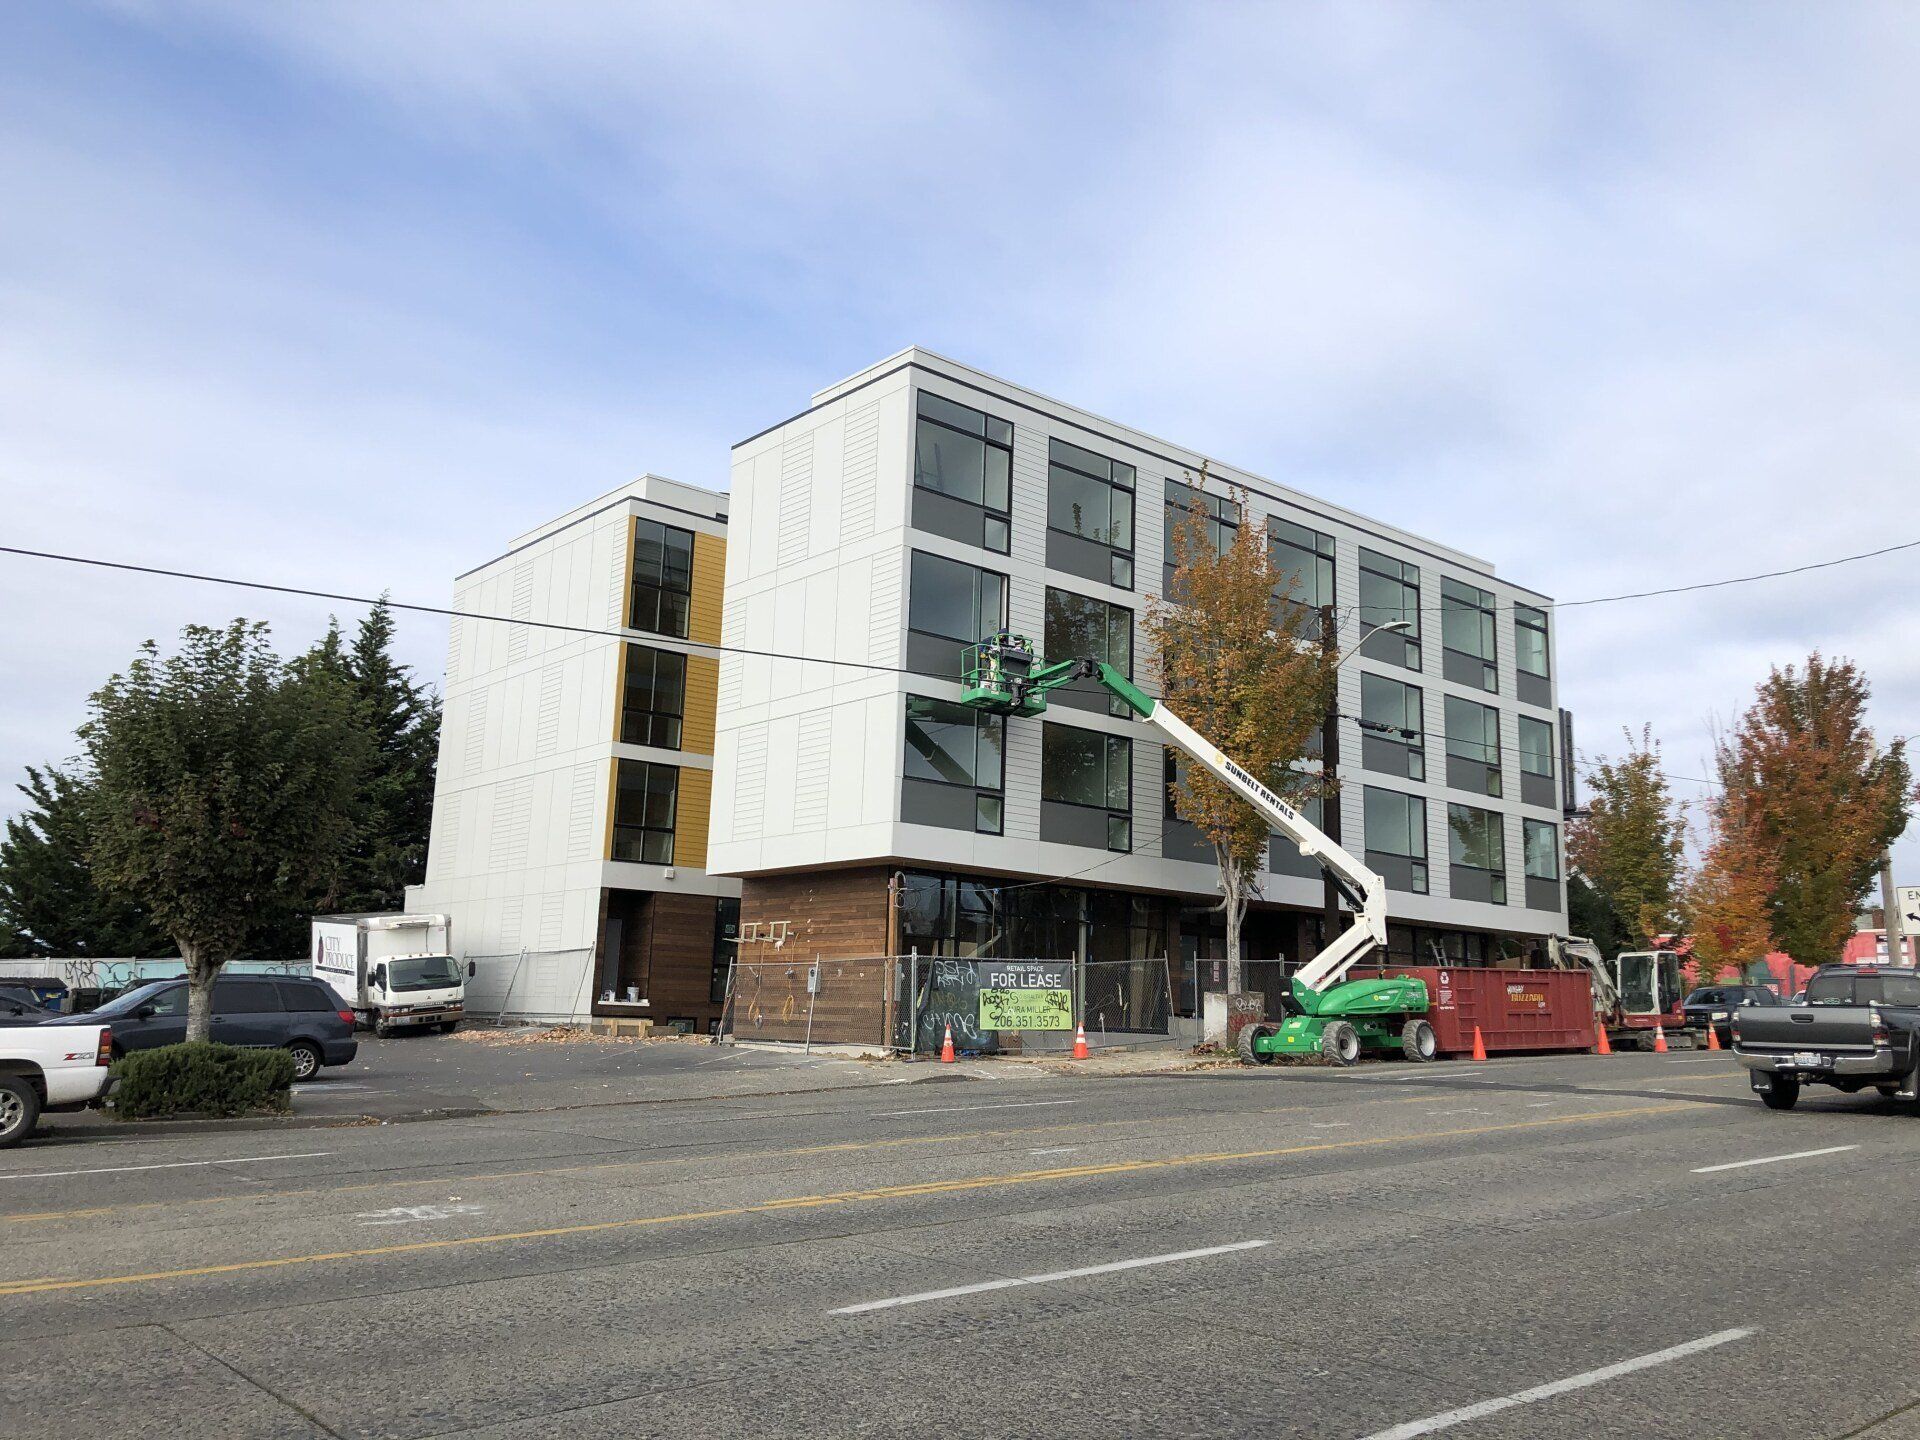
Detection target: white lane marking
<box><xmin>1309</xmin><ymin>1122</ymin><xmax>1351</xmax><ymax>1130</ymax></box>
<box><xmin>356</xmin><ymin>1202</ymin><xmax>486</xmax><ymax>1226</ymax></box>
<box><xmin>872</xmin><ymin>1099</ymin><xmax>1080</xmax><ymax>1118</ymax></box>
<box><xmin>1667</xmin><ymin>1058</ymin><xmax>1727</xmax><ymax>1065</ymax></box>
<box><xmin>1028</xmin><ymin>1146</ymin><xmax>1078</xmax><ymax>1156</ymax></box>
<box><xmin>0</xmin><ymin>1151</ymin><xmax>335</xmax><ymax>1181</ymax></box>
<box><xmin>1692</xmin><ymin>1145</ymin><xmax>1858</xmax><ymax>1174</ymax></box>
<box><xmin>1357</xmin><ymin>1327</ymin><xmax>1755</xmax><ymax>1439</ymax></box>
<box><xmin>1423</xmin><ymin>1108</ymin><xmax>1486</xmax><ymax>1116</ymax></box>
<box><xmin>831</xmin><ymin>1240</ymin><xmax>1269</xmax><ymax>1315</ymax></box>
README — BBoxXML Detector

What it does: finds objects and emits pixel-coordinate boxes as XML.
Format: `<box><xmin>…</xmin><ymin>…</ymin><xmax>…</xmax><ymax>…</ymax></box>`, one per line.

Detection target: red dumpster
<box><xmin>1348</xmin><ymin>965</ymin><xmax>1595</xmax><ymax>1057</ymax></box>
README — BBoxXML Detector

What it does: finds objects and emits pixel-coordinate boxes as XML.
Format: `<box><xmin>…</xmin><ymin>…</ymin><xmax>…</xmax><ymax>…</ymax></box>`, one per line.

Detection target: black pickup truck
<box><xmin>1732</xmin><ymin>965</ymin><xmax>1920</xmax><ymax>1110</ymax></box>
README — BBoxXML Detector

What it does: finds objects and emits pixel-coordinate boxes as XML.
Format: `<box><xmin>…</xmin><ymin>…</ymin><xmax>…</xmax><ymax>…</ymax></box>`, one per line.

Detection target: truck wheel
<box><xmin>1320</xmin><ymin>1021</ymin><xmax>1361</xmax><ymax>1067</ymax></box>
<box><xmin>1759</xmin><ymin>1073</ymin><xmax>1800</xmax><ymax>1111</ymax></box>
<box><xmin>374</xmin><ymin>1019</ymin><xmax>392</xmax><ymax>1039</ymax></box>
<box><xmin>1400</xmin><ymin>1019</ymin><xmax>1438</xmax><ymax>1063</ymax></box>
<box><xmin>286</xmin><ymin>1041</ymin><xmax>322</xmax><ymax>1083</ymax></box>
<box><xmin>439</xmin><ymin>1021</ymin><xmax>460</xmax><ymax>1035</ymax></box>
<box><xmin>1876</xmin><ymin>1085</ymin><xmax>1900</xmax><ymax>1099</ymax></box>
<box><xmin>1236</xmin><ymin>1023</ymin><xmax>1276</xmax><ymax>1066</ymax></box>
<box><xmin>0</xmin><ymin>1075</ymin><xmax>42</xmax><ymax>1148</ymax></box>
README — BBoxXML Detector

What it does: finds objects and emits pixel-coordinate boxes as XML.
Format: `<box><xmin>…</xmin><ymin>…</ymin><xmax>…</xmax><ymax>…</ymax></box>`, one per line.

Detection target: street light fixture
<box><xmin>1334</xmin><ymin>618</ymin><xmax>1412</xmax><ymax>671</ymax></box>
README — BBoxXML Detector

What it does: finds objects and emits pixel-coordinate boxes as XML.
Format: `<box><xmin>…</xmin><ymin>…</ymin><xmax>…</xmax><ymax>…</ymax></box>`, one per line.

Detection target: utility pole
<box><xmin>1881</xmin><ymin>856</ymin><xmax>1909</xmax><ymax>967</ymax></box>
<box><xmin>1319</xmin><ymin>604</ymin><xmax>1341</xmax><ymax>954</ymax></box>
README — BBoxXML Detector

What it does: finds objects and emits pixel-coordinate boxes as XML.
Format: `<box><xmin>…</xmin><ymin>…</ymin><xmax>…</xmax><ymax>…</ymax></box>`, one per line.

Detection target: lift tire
<box><xmin>1401</xmin><ymin>1019</ymin><xmax>1438</xmax><ymax>1063</ymax></box>
<box><xmin>1236</xmin><ymin>1023</ymin><xmax>1277</xmax><ymax>1066</ymax></box>
<box><xmin>1320</xmin><ymin>1021</ymin><xmax>1361</xmax><ymax>1067</ymax></box>
<box><xmin>1759</xmin><ymin>1073</ymin><xmax>1800</xmax><ymax>1111</ymax></box>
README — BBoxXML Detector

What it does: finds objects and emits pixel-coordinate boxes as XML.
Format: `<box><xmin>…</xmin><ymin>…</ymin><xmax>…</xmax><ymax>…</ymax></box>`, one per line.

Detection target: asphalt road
<box><xmin>4</xmin><ymin>1048</ymin><xmax>1918</xmax><ymax>1439</ymax></box>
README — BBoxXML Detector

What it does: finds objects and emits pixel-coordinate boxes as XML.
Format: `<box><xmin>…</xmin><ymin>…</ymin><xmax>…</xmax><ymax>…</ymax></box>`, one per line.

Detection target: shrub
<box><xmin>110</xmin><ymin>1042</ymin><xmax>295</xmax><ymax>1120</ymax></box>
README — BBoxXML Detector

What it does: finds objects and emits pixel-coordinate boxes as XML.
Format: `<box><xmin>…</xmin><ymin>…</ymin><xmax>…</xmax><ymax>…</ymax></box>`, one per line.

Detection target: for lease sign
<box><xmin>977</xmin><ymin>961</ymin><xmax>1073</xmax><ymax>1031</ymax></box>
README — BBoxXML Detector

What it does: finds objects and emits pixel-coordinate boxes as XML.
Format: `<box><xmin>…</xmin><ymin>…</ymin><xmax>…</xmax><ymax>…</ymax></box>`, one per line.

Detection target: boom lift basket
<box><xmin>961</xmin><ymin>631</ymin><xmax>1048</xmax><ymax>717</ymax></box>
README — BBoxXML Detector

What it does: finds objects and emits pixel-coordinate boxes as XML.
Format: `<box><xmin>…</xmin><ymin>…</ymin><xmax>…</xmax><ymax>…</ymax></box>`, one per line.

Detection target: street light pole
<box><xmin>1318</xmin><ymin>613</ymin><xmax>1413</xmax><ymax>953</ymax></box>
<box><xmin>1881</xmin><ymin>855</ymin><xmax>1909</xmax><ymax>967</ymax></box>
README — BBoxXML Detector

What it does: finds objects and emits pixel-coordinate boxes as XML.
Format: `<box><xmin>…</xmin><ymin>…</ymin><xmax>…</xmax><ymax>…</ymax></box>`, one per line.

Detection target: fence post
<box><xmin>802</xmin><ymin>954</ymin><xmax>820</xmax><ymax>1055</ymax></box>
<box><xmin>908</xmin><ymin>947</ymin><xmax>920</xmax><ymax>1058</ymax></box>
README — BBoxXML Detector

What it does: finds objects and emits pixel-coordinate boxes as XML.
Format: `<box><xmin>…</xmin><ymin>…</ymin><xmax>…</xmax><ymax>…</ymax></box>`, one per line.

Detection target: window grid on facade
<box><xmin>1044</xmin><ymin>587</ymin><xmax>1134</xmax><ymax>717</ymax></box>
<box><xmin>621</xmin><ymin>644</ymin><xmax>686</xmax><ymax>749</ymax></box>
<box><xmin>1364</xmin><ymin>786</ymin><xmax>1429</xmax><ymax>894</ymax></box>
<box><xmin>1440</xmin><ymin>576</ymin><xmax>1498</xmax><ymax>693</ymax></box>
<box><xmin>1448</xmin><ymin>803</ymin><xmax>1507</xmax><ymax>905</ymax></box>
<box><xmin>1268</xmin><ymin>515</ymin><xmax>1335</xmax><ymax>641</ymax></box>
<box><xmin>1042</xmin><ymin>723</ymin><xmax>1133</xmax><ymax>852</ymax></box>
<box><xmin>1514</xmin><ymin>603</ymin><xmax>1550</xmax><ymax>679</ymax></box>
<box><xmin>1358</xmin><ymin>548</ymin><xmax>1421</xmax><ymax>669</ymax></box>
<box><xmin>1162</xmin><ymin>479</ymin><xmax>1240</xmax><ymax>597</ymax></box>
<box><xmin>902</xmin><ymin>695</ymin><xmax>1006</xmax><ymax>835</ymax></box>
<box><xmin>629</xmin><ymin>520</ymin><xmax>694</xmax><ymax>638</ymax></box>
<box><xmin>1360</xmin><ymin>672</ymin><xmax>1425</xmax><ymax>782</ymax></box>
<box><xmin>913</xmin><ymin>391</ymin><xmax>1012</xmax><ymax>554</ymax></box>
<box><xmin>612</xmin><ymin>759</ymin><xmax>678</xmax><ymax>865</ymax></box>
<box><xmin>1444</xmin><ymin>693</ymin><xmax>1503</xmax><ymax>798</ymax></box>
<box><xmin>1518</xmin><ymin>715</ymin><xmax>1555</xmax><ymax>779</ymax></box>
<box><xmin>906</xmin><ymin>550</ymin><xmax>1010</xmax><ymax>678</ymax></box>
<box><xmin>1047</xmin><ymin>437</ymin><xmax>1136</xmax><ymax>589</ymax></box>
<box><xmin>1524</xmin><ymin>818</ymin><xmax>1560</xmax><ymax>880</ymax></box>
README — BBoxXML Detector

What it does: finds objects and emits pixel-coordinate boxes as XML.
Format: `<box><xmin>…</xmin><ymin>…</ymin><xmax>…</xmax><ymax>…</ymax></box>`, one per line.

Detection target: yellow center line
<box><xmin>0</xmin><ymin>1102</ymin><xmax>1689</xmax><ymax>1298</ymax></box>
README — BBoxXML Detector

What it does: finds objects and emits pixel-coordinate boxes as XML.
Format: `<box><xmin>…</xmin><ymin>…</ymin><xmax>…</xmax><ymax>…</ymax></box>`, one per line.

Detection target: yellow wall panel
<box><xmin>682</xmin><ymin>655</ymin><xmax>719</xmax><ymax>755</ymax></box>
<box><xmin>673</xmin><ymin>767</ymin><xmax>713</xmax><ymax>871</ymax></box>
<box><xmin>690</xmin><ymin>532</ymin><xmax>726</xmax><ymax>645</ymax></box>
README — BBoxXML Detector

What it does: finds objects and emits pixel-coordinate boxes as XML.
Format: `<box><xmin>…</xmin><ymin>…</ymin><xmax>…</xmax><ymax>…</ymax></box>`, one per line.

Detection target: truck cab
<box><xmin>1611</xmin><ymin>950</ymin><xmax>1687</xmax><ymax>1047</ymax></box>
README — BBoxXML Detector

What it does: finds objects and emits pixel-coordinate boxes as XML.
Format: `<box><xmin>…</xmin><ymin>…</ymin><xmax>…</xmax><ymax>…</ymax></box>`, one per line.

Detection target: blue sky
<box><xmin>3</xmin><ymin>2</ymin><xmax>1917</xmax><ymax>883</ymax></box>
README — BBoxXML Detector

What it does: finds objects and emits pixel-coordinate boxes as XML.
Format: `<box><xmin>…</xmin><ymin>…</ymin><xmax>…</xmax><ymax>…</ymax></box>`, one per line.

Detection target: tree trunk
<box><xmin>183</xmin><ymin>945</ymin><xmax>219</xmax><ymax>1044</ymax></box>
<box><xmin>1219</xmin><ymin>850</ymin><xmax>1246</xmax><ymax>994</ymax></box>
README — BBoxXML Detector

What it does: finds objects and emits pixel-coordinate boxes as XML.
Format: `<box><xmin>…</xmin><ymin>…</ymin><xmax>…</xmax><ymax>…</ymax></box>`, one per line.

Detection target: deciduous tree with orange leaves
<box><xmin>1683</xmin><ymin>800</ymin><xmax>1777</xmax><ymax>983</ymax></box>
<box><xmin>1714</xmin><ymin>653</ymin><xmax>1913</xmax><ymax>966</ymax></box>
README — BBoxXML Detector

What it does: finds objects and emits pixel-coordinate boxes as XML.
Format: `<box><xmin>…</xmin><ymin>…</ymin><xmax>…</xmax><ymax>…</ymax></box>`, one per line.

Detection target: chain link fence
<box><xmin>715</xmin><ymin>955</ymin><xmax>895</xmax><ymax>1049</ymax></box>
<box><xmin>889</xmin><ymin>954</ymin><xmax>1174</xmax><ymax>1057</ymax></box>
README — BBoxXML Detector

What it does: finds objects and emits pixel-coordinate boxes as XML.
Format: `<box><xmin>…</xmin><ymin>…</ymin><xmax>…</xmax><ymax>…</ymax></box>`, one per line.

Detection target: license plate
<box><xmin>1791</xmin><ymin>1051</ymin><xmax>1825</xmax><ymax>1068</ymax></box>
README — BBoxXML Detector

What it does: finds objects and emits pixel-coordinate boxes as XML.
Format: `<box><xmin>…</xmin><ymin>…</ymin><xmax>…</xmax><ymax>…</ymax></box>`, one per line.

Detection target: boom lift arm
<box><xmin>960</xmin><ymin>633</ymin><xmax>1389</xmax><ymax>1010</ymax></box>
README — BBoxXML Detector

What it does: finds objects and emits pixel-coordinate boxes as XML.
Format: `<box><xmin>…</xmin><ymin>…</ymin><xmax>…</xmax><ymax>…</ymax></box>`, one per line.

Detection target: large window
<box><xmin>1268</xmin><ymin>516</ymin><xmax>1335</xmax><ymax>641</ymax></box>
<box><xmin>914</xmin><ymin>391</ymin><xmax>1011</xmax><ymax>553</ymax></box>
<box><xmin>1358</xmin><ymin>548</ymin><xmax>1421</xmax><ymax>670</ymax></box>
<box><xmin>1444</xmin><ymin>694</ymin><xmax>1502</xmax><ymax>798</ymax></box>
<box><xmin>629</xmin><ymin>520</ymin><xmax>694</xmax><ymax>638</ymax></box>
<box><xmin>612</xmin><ymin>759</ymin><xmax>678</xmax><ymax>864</ymax></box>
<box><xmin>1163</xmin><ymin>479</ymin><xmax>1240</xmax><ymax>596</ymax></box>
<box><xmin>620</xmin><ymin>644</ymin><xmax>686</xmax><ymax>749</ymax></box>
<box><xmin>1440</xmin><ymin>577</ymin><xmax>1498</xmax><ymax>692</ymax></box>
<box><xmin>1518</xmin><ymin>714</ymin><xmax>1556</xmax><ymax>808</ymax></box>
<box><xmin>1044</xmin><ymin>587</ymin><xmax>1133</xmax><ymax>717</ymax></box>
<box><xmin>1360</xmin><ymin>672</ymin><xmax>1424</xmax><ymax>782</ymax></box>
<box><xmin>1448</xmin><ymin>803</ymin><xmax>1506</xmax><ymax>905</ymax></box>
<box><xmin>1523</xmin><ymin>818</ymin><xmax>1559</xmax><ymax>880</ymax></box>
<box><xmin>906</xmin><ymin>550</ymin><xmax>1009</xmax><ymax>678</ymax></box>
<box><xmin>1514</xmin><ymin>602</ymin><xmax>1551</xmax><ymax>706</ymax></box>
<box><xmin>1042</xmin><ymin>723</ymin><xmax>1132</xmax><ymax>852</ymax></box>
<box><xmin>1364</xmin><ymin>787</ymin><xmax>1429</xmax><ymax>894</ymax></box>
<box><xmin>1047</xmin><ymin>438</ymin><xmax>1135</xmax><ymax>588</ymax></box>
<box><xmin>903</xmin><ymin>695</ymin><xmax>1005</xmax><ymax>834</ymax></box>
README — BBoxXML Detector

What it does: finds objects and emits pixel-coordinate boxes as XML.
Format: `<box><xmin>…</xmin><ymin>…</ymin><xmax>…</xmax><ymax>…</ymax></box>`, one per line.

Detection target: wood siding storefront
<box><xmin>731</xmin><ymin>867</ymin><xmax>894</xmax><ymax>1045</ymax></box>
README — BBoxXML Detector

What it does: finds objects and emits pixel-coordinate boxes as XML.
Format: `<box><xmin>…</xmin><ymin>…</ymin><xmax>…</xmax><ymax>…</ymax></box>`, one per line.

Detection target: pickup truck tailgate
<box><xmin>1738</xmin><ymin>1006</ymin><xmax>1880</xmax><ymax>1052</ymax></box>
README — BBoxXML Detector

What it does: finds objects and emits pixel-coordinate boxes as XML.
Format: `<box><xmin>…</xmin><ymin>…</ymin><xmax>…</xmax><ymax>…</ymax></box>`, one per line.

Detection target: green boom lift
<box><xmin>958</xmin><ymin>632</ymin><xmax>1435</xmax><ymax>1066</ymax></box>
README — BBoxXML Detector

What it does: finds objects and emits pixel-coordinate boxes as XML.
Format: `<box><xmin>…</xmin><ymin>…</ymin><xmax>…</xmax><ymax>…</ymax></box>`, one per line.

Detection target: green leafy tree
<box><xmin>1715</xmin><ymin>653</ymin><xmax>1914</xmax><ymax>965</ymax></box>
<box><xmin>81</xmin><ymin>621</ymin><xmax>368</xmax><ymax>1040</ymax></box>
<box><xmin>1565</xmin><ymin>872</ymin><xmax>1627</xmax><ymax>963</ymax></box>
<box><xmin>1146</xmin><ymin>472</ymin><xmax>1333</xmax><ymax>995</ymax></box>
<box><xmin>1567</xmin><ymin>727</ymin><xmax>1686</xmax><ymax>949</ymax></box>
<box><xmin>0</xmin><ymin>765</ymin><xmax>173</xmax><ymax>959</ymax></box>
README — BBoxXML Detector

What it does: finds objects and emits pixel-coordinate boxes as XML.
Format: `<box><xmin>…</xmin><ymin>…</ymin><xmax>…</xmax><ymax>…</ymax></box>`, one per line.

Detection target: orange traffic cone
<box><xmin>1595</xmin><ymin>1026</ymin><xmax>1613</xmax><ymax>1056</ymax></box>
<box><xmin>1705</xmin><ymin>1024</ymin><xmax>1722</xmax><ymax>1052</ymax></box>
<box><xmin>940</xmin><ymin>1022</ymin><xmax>956</xmax><ymax>1064</ymax></box>
<box><xmin>1653</xmin><ymin>1024</ymin><xmax>1669</xmax><ymax>1054</ymax></box>
<box><xmin>1470</xmin><ymin>1025</ymin><xmax>1488</xmax><ymax>1062</ymax></box>
<box><xmin>1072</xmin><ymin>1024</ymin><xmax>1089</xmax><ymax>1061</ymax></box>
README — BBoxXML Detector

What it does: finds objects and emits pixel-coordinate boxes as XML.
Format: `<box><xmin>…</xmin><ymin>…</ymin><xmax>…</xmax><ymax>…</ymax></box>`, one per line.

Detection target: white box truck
<box><xmin>311</xmin><ymin>913</ymin><xmax>466</xmax><ymax>1036</ymax></box>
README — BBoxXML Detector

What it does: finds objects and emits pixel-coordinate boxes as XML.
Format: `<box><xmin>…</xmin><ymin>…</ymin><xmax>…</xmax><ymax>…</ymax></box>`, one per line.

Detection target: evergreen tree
<box><xmin>0</xmin><ymin>765</ymin><xmax>173</xmax><ymax>959</ymax></box>
<box><xmin>335</xmin><ymin>598</ymin><xmax>441</xmax><ymax>913</ymax></box>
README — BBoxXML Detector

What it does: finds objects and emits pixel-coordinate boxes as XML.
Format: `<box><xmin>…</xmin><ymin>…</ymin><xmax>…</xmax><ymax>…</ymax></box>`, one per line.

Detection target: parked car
<box><xmin>1681</xmin><ymin>984</ymin><xmax>1778</xmax><ymax>1046</ymax></box>
<box><xmin>0</xmin><ymin>985</ymin><xmax>55</xmax><ymax>1025</ymax></box>
<box><xmin>42</xmin><ymin>975</ymin><xmax>357</xmax><ymax>1081</ymax></box>
<box><xmin>1</xmin><ymin>1022</ymin><xmax>113</xmax><ymax>1146</ymax></box>
<box><xmin>1731</xmin><ymin>964</ymin><xmax>1920</xmax><ymax>1110</ymax></box>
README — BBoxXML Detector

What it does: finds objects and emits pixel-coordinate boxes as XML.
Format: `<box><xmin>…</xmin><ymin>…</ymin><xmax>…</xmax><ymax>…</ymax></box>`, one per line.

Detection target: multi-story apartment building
<box><xmin>710</xmin><ymin>349</ymin><xmax>1571</xmax><ymax>1037</ymax></box>
<box><xmin>406</xmin><ymin>476</ymin><xmax>739</xmax><ymax>1029</ymax></box>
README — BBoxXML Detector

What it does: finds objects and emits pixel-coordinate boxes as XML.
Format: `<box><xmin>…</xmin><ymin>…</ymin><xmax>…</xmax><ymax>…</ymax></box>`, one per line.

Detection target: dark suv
<box><xmin>1681</xmin><ymin>984</ymin><xmax>1778</xmax><ymax>1046</ymax></box>
<box><xmin>44</xmin><ymin>976</ymin><xmax>357</xmax><ymax>1081</ymax></box>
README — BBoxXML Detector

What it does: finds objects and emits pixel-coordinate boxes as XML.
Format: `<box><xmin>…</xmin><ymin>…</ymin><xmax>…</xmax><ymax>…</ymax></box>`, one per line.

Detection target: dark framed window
<box><xmin>1268</xmin><ymin>516</ymin><xmax>1335</xmax><ymax>641</ymax></box>
<box><xmin>914</xmin><ymin>391</ymin><xmax>1012</xmax><ymax>554</ymax></box>
<box><xmin>1163</xmin><ymin>479</ymin><xmax>1240</xmax><ymax>597</ymax></box>
<box><xmin>1358</xmin><ymin>548</ymin><xmax>1421</xmax><ymax>669</ymax></box>
<box><xmin>1047</xmin><ymin>438</ymin><xmax>1135</xmax><ymax>588</ymax></box>
<box><xmin>1518</xmin><ymin>715</ymin><xmax>1554</xmax><ymax>779</ymax></box>
<box><xmin>1360</xmin><ymin>672</ymin><xmax>1425</xmax><ymax>782</ymax></box>
<box><xmin>629</xmin><ymin>519</ymin><xmax>694</xmax><ymax>639</ymax></box>
<box><xmin>1364</xmin><ymin>787</ymin><xmax>1429</xmax><ymax>894</ymax></box>
<box><xmin>1440</xmin><ymin>577</ymin><xmax>1498</xmax><ymax>692</ymax></box>
<box><xmin>1515</xmin><ymin>604</ymin><xmax>1550</xmax><ymax>680</ymax></box>
<box><xmin>903</xmin><ymin>695</ymin><xmax>1006</xmax><ymax>834</ymax></box>
<box><xmin>1448</xmin><ymin>803</ymin><xmax>1506</xmax><ymax>905</ymax></box>
<box><xmin>621</xmin><ymin>644</ymin><xmax>686</xmax><ymax>749</ymax></box>
<box><xmin>710</xmin><ymin>896</ymin><xmax>740</xmax><ymax>1006</ymax></box>
<box><xmin>1042</xmin><ymin>723</ymin><xmax>1132</xmax><ymax>852</ymax></box>
<box><xmin>613</xmin><ymin>759</ymin><xmax>678</xmax><ymax>864</ymax></box>
<box><xmin>1044</xmin><ymin>587</ymin><xmax>1133</xmax><ymax>717</ymax></box>
<box><xmin>1523</xmin><ymin>818</ymin><xmax>1560</xmax><ymax>880</ymax></box>
<box><xmin>906</xmin><ymin>550</ymin><xmax>1009</xmax><ymax>678</ymax></box>
<box><xmin>1444</xmin><ymin>694</ymin><xmax>1502</xmax><ymax>798</ymax></box>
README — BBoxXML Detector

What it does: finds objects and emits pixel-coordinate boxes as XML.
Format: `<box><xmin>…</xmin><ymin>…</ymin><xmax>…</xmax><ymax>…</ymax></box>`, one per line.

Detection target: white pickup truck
<box><xmin>1</xmin><ymin>1023</ymin><xmax>114</xmax><ymax>1147</ymax></box>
